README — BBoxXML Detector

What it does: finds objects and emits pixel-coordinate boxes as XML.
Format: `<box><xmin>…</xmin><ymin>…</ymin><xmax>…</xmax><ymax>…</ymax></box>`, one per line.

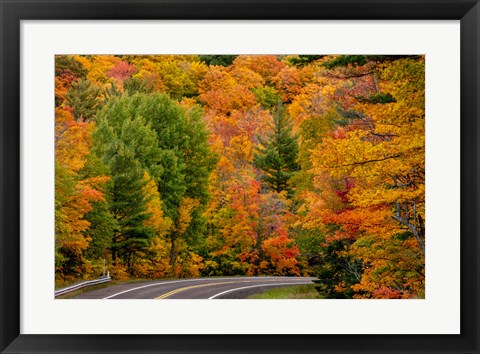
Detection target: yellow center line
<box><xmin>155</xmin><ymin>281</ymin><xmax>251</xmax><ymax>299</ymax></box>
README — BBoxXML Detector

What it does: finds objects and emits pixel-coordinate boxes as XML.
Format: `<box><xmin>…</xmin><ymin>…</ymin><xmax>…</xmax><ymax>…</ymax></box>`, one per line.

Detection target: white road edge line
<box><xmin>102</xmin><ymin>277</ymin><xmax>308</xmax><ymax>299</ymax></box>
<box><xmin>208</xmin><ymin>282</ymin><xmax>313</xmax><ymax>299</ymax></box>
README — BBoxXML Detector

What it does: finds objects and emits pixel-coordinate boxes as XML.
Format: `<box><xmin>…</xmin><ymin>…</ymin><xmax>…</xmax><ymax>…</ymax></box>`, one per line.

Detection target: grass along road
<box><xmin>247</xmin><ymin>284</ymin><xmax>321</xmax><ymax>299</ymax></box>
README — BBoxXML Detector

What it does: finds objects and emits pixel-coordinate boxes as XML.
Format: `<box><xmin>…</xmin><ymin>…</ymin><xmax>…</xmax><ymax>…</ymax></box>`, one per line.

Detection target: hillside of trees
<box><xmin>55</xmin><ymin>54</ymin><xmax>425</xmax><ymax>299</ymax></box>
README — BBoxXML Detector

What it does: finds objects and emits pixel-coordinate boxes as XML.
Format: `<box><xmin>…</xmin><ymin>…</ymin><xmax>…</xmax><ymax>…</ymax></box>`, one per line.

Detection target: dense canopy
<box><xmin>55</xmin><ymin>54</ymin><xmax>425</xmax><ymax>299</ymax></box>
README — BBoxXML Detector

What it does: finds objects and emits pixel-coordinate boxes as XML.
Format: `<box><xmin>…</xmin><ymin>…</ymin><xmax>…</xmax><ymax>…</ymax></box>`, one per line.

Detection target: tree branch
<box><xmin>335</xmin><ymin>154</ymin><xmax>401</xmax><ymax>168</ymax></box>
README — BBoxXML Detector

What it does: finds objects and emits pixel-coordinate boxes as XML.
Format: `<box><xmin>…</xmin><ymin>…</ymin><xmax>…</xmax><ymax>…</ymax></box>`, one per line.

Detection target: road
<box><xmin>71</xmin><ymin>276</ymin><xmax>316</xmax><ymax>299</ymax></box>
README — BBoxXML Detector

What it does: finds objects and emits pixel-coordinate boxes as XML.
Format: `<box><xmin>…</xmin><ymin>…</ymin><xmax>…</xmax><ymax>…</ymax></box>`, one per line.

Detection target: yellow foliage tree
<box><xmin>55</xmin><ymin>107</ymin><xmax>109</xmax><ymax>283</ymax></box>
<box><xmin>307</xmin><ymin>57</ymin><xmax>425</xmax><ymax>298</ymax></box>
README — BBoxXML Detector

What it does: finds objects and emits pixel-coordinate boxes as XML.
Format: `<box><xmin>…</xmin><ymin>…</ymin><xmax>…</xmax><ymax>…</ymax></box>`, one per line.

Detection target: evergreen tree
<box><xmin>313</xmin><ymin>240</ymin><xmax>363</xmax><ymax>299</ymax></box>
<box><xmin>286</xmin><ymin>55</ymin><xmax>325</xmax><ymax>67</ymax></box>
<box><xmin>103</xmin><ymin>80</ymin><xmax>122</xmax><ymax>102</ymax></box>
<box><xmin>66</xmin><ymin>78</ymin><xmax>101</xmax><ymax>121</ymax></box>
<box><xmin>84</xmin><ymin>199</ymin><xmax>117</xmax><ymax>260</ymax></box>
<box><xmin>199</xmin><ymin>55</ymin><xmax>237</xmax><ymax>67</ymax></box>
<box><xmin>123</xmin><ymin>77</ymin><xmax>154</xmax><ymax>95</ymax></box>
<box><xmin>254</xmin><ymin>106</ymin><xmax>299</xmax><ymax>197</ymax></box>
<box><xmin>109</xmin><ymin>146</ymin><xmax>154</xmax><ymax>272</ymax></box>
<box><xmin>82</xmin><ymin>153</ymin><xmax>117</xmax><ymax>261</ymax></box>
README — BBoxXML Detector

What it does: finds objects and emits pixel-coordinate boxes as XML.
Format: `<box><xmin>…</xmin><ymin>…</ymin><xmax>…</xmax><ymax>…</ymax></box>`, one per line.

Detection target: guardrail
<box><xmin>55</xmin><ymin>273</ymin><xmax>111</xmax><ymax>297</ymax></box>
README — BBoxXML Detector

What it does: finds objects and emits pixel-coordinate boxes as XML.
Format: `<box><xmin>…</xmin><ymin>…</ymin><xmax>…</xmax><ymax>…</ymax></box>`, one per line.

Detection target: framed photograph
<box><xmin>1</xmin><ymin>0</ymin><xmax>479</xmax><ymax>353</ymax></box>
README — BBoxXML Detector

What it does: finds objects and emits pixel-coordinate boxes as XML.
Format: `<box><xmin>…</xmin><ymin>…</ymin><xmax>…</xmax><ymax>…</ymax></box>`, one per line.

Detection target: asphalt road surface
<box><xmin>71</xmin><ymin>277</ymin><xmax>317</xmax><ymax>299</ymax></box>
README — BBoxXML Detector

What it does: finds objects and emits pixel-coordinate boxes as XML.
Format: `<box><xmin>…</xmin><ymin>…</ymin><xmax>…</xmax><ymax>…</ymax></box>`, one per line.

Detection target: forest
<box><xmin>55</xmin><ymin>54</ymin><xmax>425</xmax><ymax>299</ymax></box>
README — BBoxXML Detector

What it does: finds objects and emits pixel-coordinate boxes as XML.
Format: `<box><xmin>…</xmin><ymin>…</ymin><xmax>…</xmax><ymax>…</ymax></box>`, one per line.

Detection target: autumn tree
<box><xmin>106</xmin><ymin>61</ymin><xmax>137</xmax><ymax>85</ymax></box>
<box><xmin>127</xmin><ymin>55</ymin><xmax>207</xmax><ymax>99</ymax></box>
<box><xmin>307</xmin><ymin>57</ymin><xmax>425</xmax><ymax>298</ymax></box>
<box><xmin>55</xmin><ymin>55</ymin><xmax>88</xmax><ymax>106</ymax></box>
<box><xmin>55</xmin><ymin>107</ymin><xmax>109</xmax><ymax>284</ymax></box>
<box><xmin>204</xmin><ymin>173</ymin><xmax>299</xmax><ymax>276</ymax></box>
<box><xmin>73</xmin><ymin>55</ymin><xmax>123</xmax><ymax>85</ymax></box>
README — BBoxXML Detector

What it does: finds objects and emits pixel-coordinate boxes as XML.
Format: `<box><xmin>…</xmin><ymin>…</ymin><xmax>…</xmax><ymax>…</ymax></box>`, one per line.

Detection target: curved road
<box><xmin>72</xmin><ymin>277</ymin><xmax>316</xmax><ymax>299</ymax></box>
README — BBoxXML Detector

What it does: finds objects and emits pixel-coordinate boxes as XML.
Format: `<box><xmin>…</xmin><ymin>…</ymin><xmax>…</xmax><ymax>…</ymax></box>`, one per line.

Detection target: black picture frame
<box><xmin>1</xmin><ymin>0</ymin><xmax>478</xmax><ymax>353</ymax></box>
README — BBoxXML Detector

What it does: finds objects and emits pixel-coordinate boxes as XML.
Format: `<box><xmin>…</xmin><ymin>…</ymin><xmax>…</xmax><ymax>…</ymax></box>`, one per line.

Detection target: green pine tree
<box><xmin>109</xmin><ymin>146</ymin><xmax>154</xmax><ymax>273</ymax></box>
<box><xmin>123</xmin><ymin>77</ymin><xmax>154</xmax><ymax>95</ymax></box>
<box><xmin>82</xmin><ymin>152</ymin><xmax>117</xmax><ymax>262</ymax></box>
<box><xmin>199</xmin><ymin>55</ymin><xmax>237</xmax><ymax>67</ymax></box>
<box><xmin>66</xmin><ymin>78</ymin><xmax>101</xmax><ymax>121</ymax></box>
<box><xmin>254</xmin><ymin>106</ymin><xmax>299</xmax><ymax>198</ymax></box>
